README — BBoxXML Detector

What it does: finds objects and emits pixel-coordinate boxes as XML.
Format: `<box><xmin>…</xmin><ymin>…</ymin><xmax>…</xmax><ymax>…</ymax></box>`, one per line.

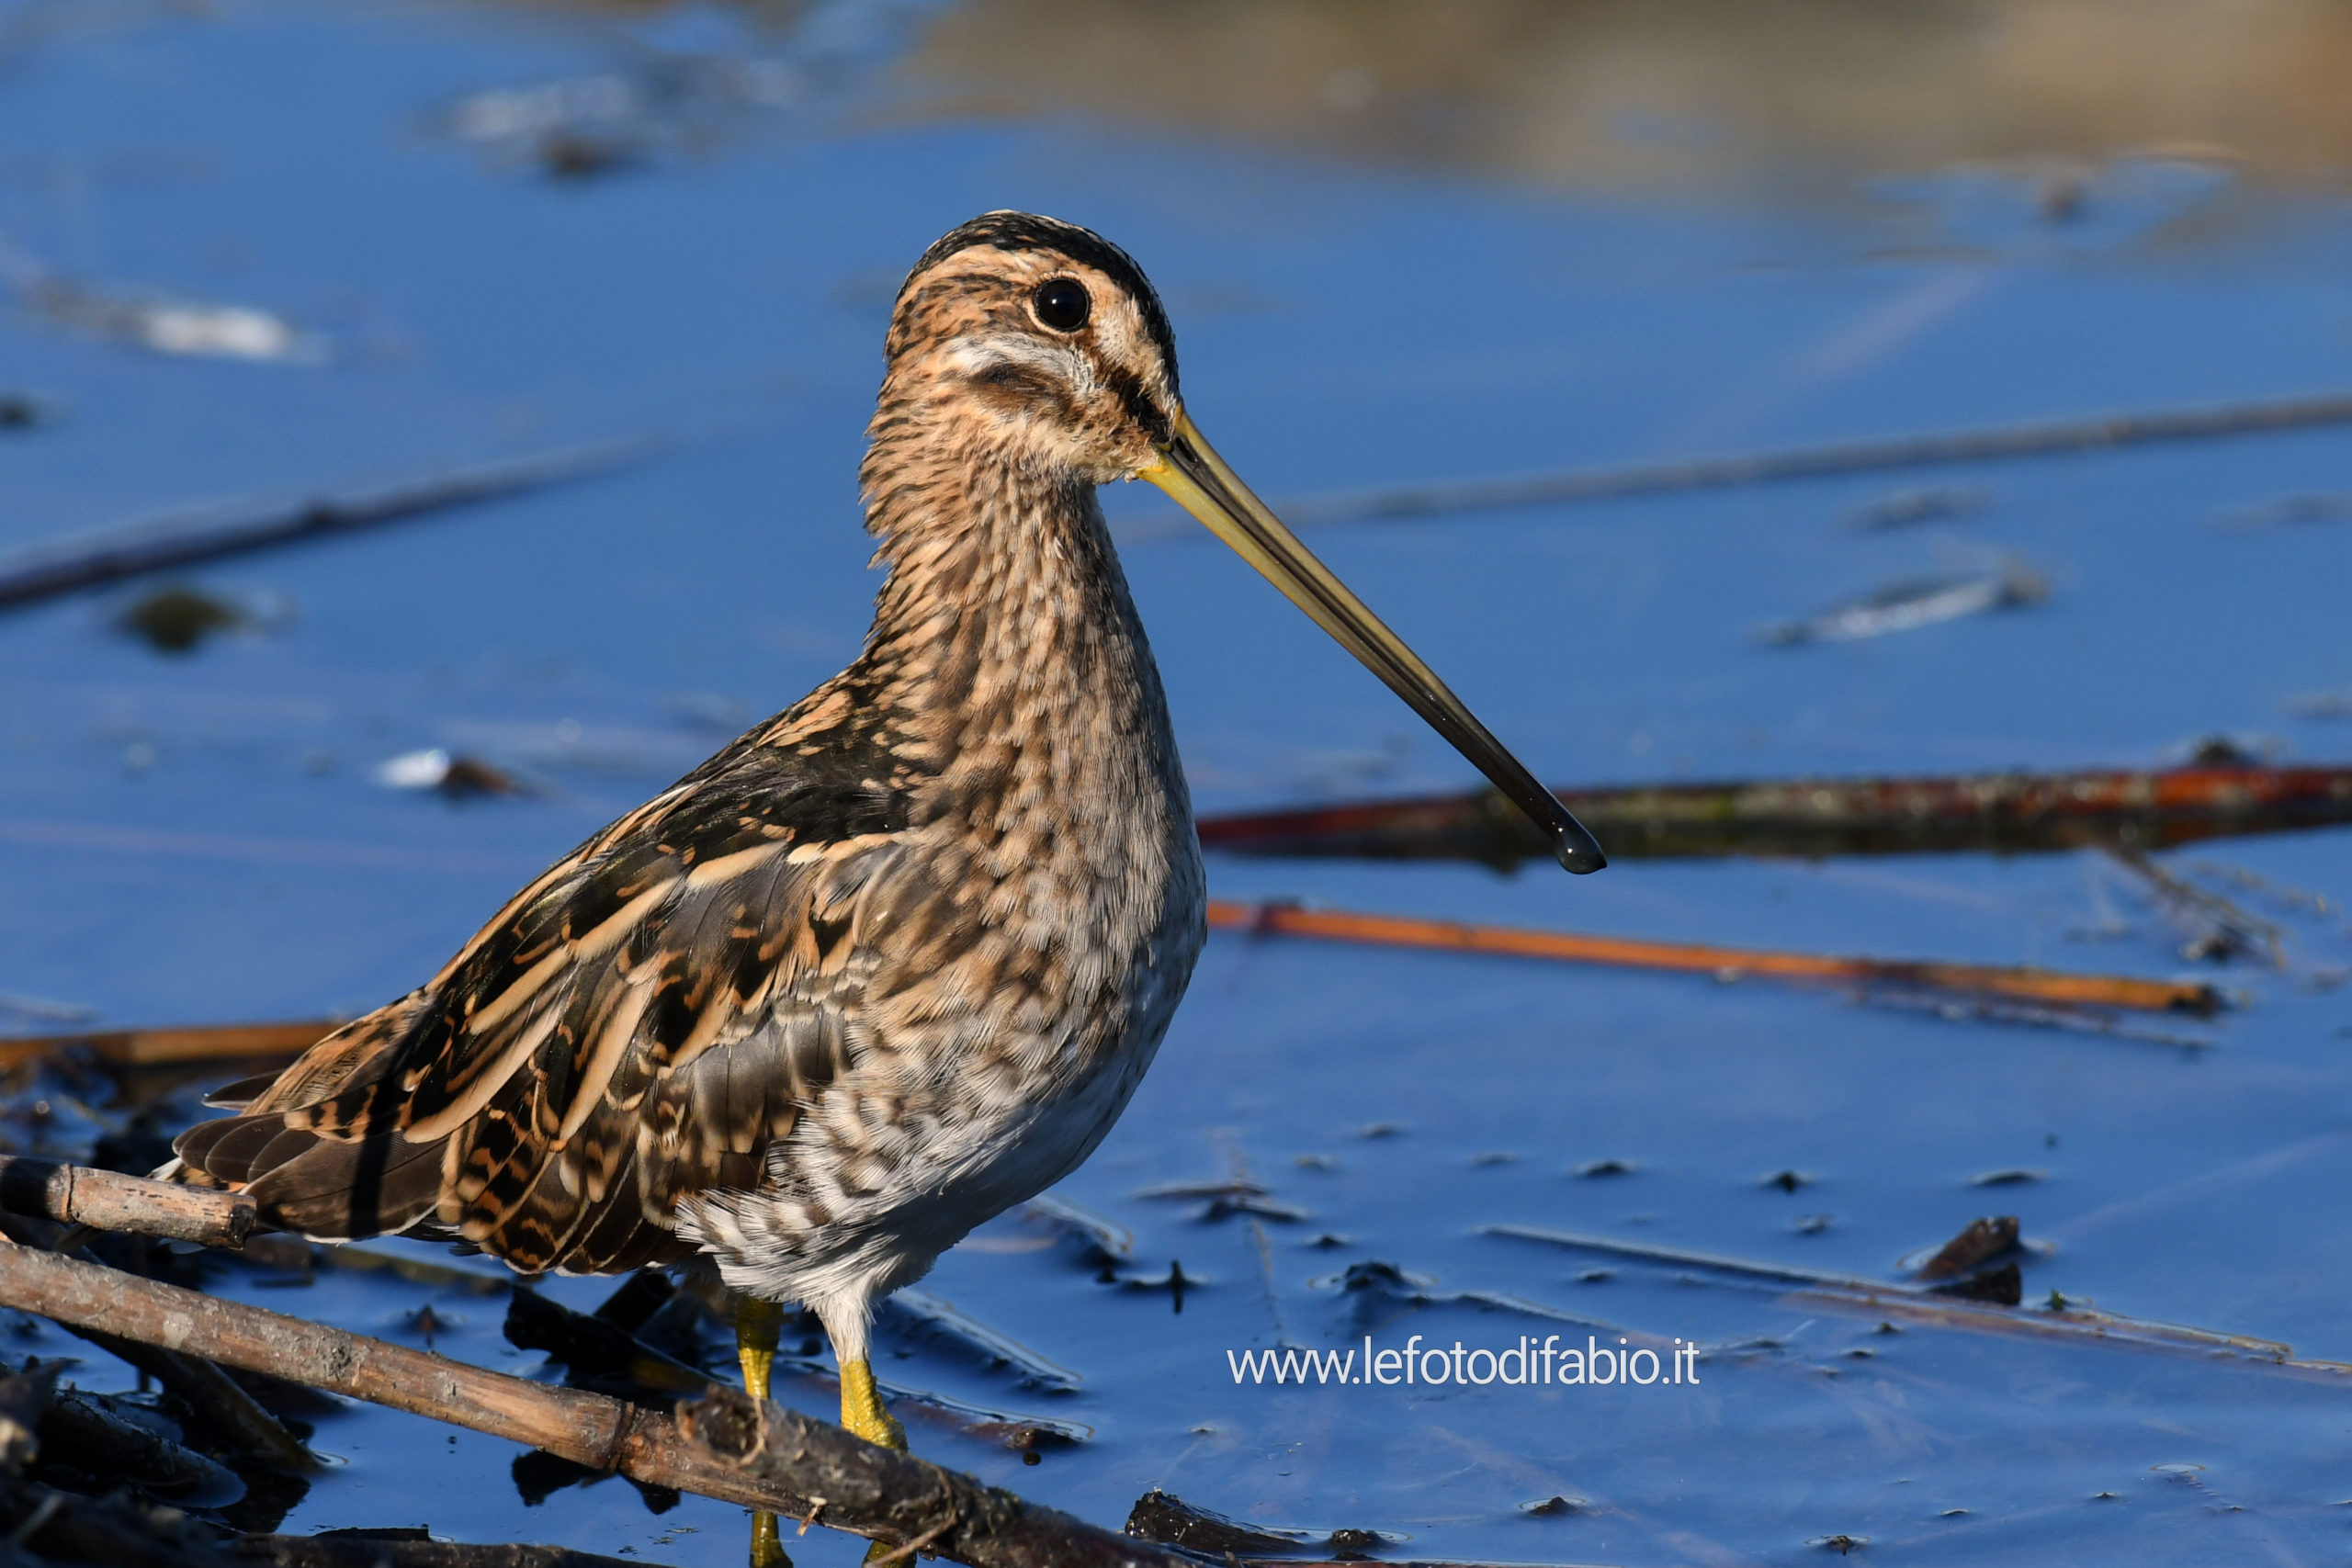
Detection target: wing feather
<box><xmin>171</xmin><ymin>706</ymin><xmax>917</xmax><ymax>1269</ymax></box>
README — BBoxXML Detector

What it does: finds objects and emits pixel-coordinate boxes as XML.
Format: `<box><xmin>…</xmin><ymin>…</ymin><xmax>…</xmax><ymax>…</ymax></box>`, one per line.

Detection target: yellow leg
<box><xmin>750</xmin><ymin>1512</ymin><xmax>787</xmax><ymax>1568</ymax></box>
<box><xmin>845</xmin><ymin>1356</ymin><xmax>909</xmax><ymax>1562</ymax></box>
<box><xmin>840</xmin><ymin>1358</ymin><xmax>908</xmax><ymax>1450</ymax></box>
<box><xmin>737</xmin><ymin>1294</ymin><xmax>784</xmax><ymax>1403</ymax></box>
<box><xmin>736</xmin><ymin>1297</ymin><xmax>789</xmax><ymax>1568</ymax></box>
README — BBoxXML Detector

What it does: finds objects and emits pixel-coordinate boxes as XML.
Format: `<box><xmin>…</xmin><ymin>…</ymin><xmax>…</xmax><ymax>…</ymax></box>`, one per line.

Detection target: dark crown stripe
<box><xmin>902</xmin><ymin>210</ymin><xmax>1179</xmax><ymax>389</ymax></box>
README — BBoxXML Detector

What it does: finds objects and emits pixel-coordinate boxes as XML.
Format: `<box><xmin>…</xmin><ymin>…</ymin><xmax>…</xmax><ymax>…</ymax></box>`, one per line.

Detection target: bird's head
<box><xmin>885</xmin><ymin>211</ymin><xmax>1606</xmax><ymax>875</ymax></box>
<box><xmin>887</xmin><ymin>209</ymin><xmax>1182</xmax><ymax>485</ymax></box>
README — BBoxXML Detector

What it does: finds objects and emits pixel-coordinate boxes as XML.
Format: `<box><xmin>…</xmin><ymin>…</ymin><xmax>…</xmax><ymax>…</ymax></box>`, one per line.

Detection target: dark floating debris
<box><xmin>1966</xmin><ymin>1168</ymin><xmax>2046</xmax><ymax>1188</ymax></box>
<box><xmin>116</xmin><ymin>584</ymin><xmax>261</xmax><ymax>654</ymax></box>
<box><xmin>1811</xmin><ymin>1533</ymin><xmax>1870</xmax><ymax>1555</ymax></box>
<box><xmin>1897</xmin><ymin>1208</ymin><xmax>2034</xmax><ymax>1303</ymax></box>
<box><xmin>1520</xmin><ymin>1494</ymin><xmax>1583</xmax><ymax>1517</ymax></box>
<box><xmin>1574</xmin><ymin>1158</ymin><xmax>1639</xmax><ymax>1179</ymax></box>
<box><xmin>2187</xmin><ymin>735</ymin><xmax>2262</xmax><ymax>767</ymax></box>
<box><xmin>1759</xmin><ymin>564</ymin><xmax>2047</xmax><ymax>647</ymax></box>
<box><xmin>1917</xmin><ymin>1216</ymin><xmax>2021</xmax><ymax>1282</ymax></box>
<box><xmin>1761</xmin><ymin>1169</ymin><xmax>1815</xmax><ymax>1193</ymax></box>
<box><xmin>1122</xmin><ymin>1259</ymin><xmax>1198</xmax><ymax>1314</ymax></box>
<box><xmin>537</xmin><ymin>130</ymin><xmax>639</xmax><ymax>180</ymax></box>
<box><xmin>1202</xmin><ymin>898</ymin><xmax>2222</xmax><ymax>1017</ymax></box>
<box><xmin>374</xmin><ymin>750</ymin><xmax>533</xmax><ymax>801</ymax></box>
<box><xmin>1198</xmin><ymin>758</ymin><xmax>2352</xmax><ymax>866</ymax></box>
<box><xmin>1322</xmin><ymin>1260</ymin><xmax>1436</xmax><ymax>1293</ymax></box>
<box><xmin>401</xmin><ymin>1304</ymin><xmax>448</xmax><ymax>1350</ymax></box>
<box><xmin>0</xmin><ymin>393</ymin><xmax>44</xmax><ymax>428</ymax></box>
<box><xmin>1793</xmin><ymin>1214</ymin><xmax>1835</xmax><ymax>1235</ymax></box>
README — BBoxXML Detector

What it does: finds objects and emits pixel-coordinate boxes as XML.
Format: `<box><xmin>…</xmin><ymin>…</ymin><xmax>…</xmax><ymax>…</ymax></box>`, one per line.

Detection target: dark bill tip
<box><xmin>1555</xmin><ymin>819</ymin><xmax>1608</xmax><ymax>874</ymax></box>
<box><xmin>1146</xmin><ymin>416</ymin><xmax>1608</xmax><ymax>880</ymax></box>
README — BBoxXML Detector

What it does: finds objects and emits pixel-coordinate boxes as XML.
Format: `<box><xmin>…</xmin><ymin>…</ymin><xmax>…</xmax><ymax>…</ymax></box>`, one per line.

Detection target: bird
<box><xmin>165</xmin><ymin>210</ymin><xmax>1600</xmax><ymax>1559</ymax></box>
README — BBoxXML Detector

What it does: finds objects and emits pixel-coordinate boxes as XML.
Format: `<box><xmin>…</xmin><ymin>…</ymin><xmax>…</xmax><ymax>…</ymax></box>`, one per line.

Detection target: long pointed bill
<box><xmin>1140</xmin><ymin>413</ymin><xmax>1605</xmax><ymax>874</ymax></box>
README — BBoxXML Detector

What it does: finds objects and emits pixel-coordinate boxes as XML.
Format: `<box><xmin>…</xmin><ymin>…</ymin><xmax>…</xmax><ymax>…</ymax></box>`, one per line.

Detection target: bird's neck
<box><xmin>849</xmin><ymin>423</ymin><xmax>1181</xmax><ymax>808</ymax></box>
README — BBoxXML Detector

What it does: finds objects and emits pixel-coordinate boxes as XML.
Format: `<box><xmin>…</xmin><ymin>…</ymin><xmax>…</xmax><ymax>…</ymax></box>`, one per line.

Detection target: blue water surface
<box><xmin>6</xmin><ymin>4</ymin><xmax>2352</xmax><ymax>1563</ymax></box>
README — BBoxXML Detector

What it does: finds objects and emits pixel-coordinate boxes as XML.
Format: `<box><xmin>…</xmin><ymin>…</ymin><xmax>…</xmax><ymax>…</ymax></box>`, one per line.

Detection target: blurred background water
<box><xmin>6</xmin><ymin>2</ymin><xmax>2352</xmax><ymax>1562</ymax></box>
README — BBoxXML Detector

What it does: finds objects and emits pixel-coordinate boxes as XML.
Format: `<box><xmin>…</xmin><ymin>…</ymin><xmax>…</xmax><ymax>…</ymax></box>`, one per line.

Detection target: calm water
<box><xmin>6</xmin><ymin>3</ymin><xmax>2352</xmax><ymax>1562</ymax></box>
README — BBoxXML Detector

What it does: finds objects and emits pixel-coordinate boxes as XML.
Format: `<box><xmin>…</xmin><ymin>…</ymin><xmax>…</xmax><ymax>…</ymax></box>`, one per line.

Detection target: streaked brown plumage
<box><xmin>169</xmin><ymin>211</ymin><xmax>1596</xmax><ymax>1480</ymax></box>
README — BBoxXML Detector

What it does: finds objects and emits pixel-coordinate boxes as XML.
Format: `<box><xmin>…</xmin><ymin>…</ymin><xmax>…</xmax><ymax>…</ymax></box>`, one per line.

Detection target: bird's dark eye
<box><xmin>1032</xmin><ymin>277</ymin><xmax>1091</xmax><ymax>333</ymax></box>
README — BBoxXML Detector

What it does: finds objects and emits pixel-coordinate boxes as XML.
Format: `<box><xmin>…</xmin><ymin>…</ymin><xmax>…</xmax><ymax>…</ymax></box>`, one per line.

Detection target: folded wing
<box><xmin>175</xmin><ymin>723</ymin><xmax>913</xmax><ymax>1276</ymax></box>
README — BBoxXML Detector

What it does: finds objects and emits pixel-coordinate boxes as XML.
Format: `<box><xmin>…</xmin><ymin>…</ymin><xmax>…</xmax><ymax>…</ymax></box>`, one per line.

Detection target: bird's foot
<box><xmin>749</xmin><ymin>1509</ymin><xmax>791</xmax><ymax>1568</ymax></box>
<box><xmin>838</xmin><ymin>1357</ymin><xmax>908</xmax><ymax>1450</ymax></box>
<box><xmin>740</xmin><ymin>1299</ymin><xmax>795</xmax><ymax>1568</ymax></box>
<box><xmin>841</xmin><ymin>1359</ymin><xmax>908</xmax><ymax>1565</ymax></box>
<box><xmin>737</xmin><ymin>1294</ymin><xmax>785</xmax><ymax>1404</ymax></box>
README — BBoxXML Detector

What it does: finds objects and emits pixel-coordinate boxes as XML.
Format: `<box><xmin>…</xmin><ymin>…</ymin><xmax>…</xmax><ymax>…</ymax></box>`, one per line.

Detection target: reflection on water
<box><xmin>906</xmin><ymin>0</ymin><xmax>2352</xmax><ymax>191</ymax></box>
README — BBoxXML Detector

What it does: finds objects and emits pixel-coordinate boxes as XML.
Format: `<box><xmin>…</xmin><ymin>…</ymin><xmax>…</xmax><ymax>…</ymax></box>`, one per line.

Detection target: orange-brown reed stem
<box><xmin>1204</xmin><ymin>899</ymin><xmax>2222</xmax><ymax>1015</ymax></box>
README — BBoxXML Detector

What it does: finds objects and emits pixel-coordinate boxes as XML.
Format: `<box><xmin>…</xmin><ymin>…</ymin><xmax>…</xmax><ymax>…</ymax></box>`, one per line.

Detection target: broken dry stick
<box><xmin>0</xmin><ymin>1244</ymin><xmax>1192</xmax><ymax>1568</ymax></box>
<box><xmin>1197</xmin><ymin>761</ymin><xmax>2352</xmax><ymax>865</ymax></box>
<box><xmin>0</xmin><ymin>1156</ymin><xmax>254</xmax><ymax>1247</ymax></box>
<box><xmin>1205</xmin><ymin>899</ymin><xmax>2222</xmax><ymax>1016</ymax></box>
<box><xmin>0</xmin><ymin>439</ymin><xmax>650</xmax><ymax>611</ymax></box>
